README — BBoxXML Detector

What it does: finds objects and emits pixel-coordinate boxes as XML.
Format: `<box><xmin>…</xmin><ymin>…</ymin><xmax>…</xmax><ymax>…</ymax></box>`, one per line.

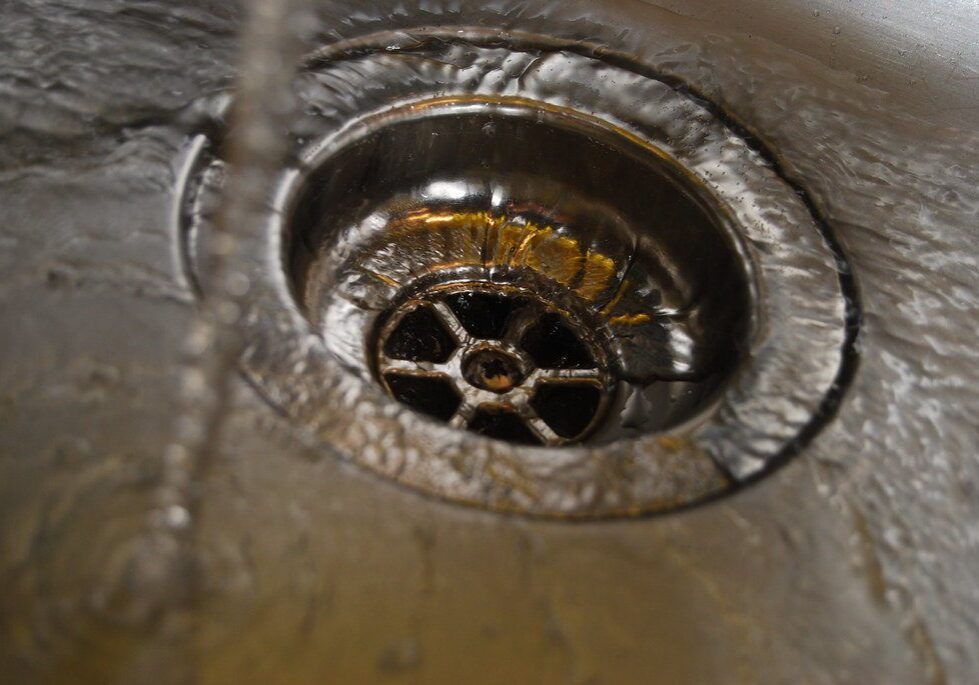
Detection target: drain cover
<box><xmin>375</xmin><ymin>282</ymin><xmax>614</xmax><ymax>446</ymax></box>
<box><xmin>179</xmin><ymin>34</ymin><xmax>856</xmax><ymax>517</ymax></box>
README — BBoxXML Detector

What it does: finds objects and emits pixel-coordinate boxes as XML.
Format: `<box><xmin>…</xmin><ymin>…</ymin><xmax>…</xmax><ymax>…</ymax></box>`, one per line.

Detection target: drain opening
<box><xmin>375</xmin><ymin>283</ymin><xmax>614</xmax><ymax>446</ymax></box>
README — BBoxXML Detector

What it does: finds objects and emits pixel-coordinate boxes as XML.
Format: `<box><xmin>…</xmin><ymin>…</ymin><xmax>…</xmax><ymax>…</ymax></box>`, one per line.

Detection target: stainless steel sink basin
<box><xmin>1</xmin><ymin>1</ymin><xmax>976</xmax><ymax>683</ymax></box>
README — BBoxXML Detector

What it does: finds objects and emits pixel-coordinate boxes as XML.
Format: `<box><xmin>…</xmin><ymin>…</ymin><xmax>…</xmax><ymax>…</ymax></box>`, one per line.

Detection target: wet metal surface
<box><xmin>183</xmin><ymin>44</ymin><xmax>850</xmax><ymax>516</ymax></box>
<box><xmin>1</xmin><ymin>0</ymin><xmax>978</xmax><ymax>683</ymax></box>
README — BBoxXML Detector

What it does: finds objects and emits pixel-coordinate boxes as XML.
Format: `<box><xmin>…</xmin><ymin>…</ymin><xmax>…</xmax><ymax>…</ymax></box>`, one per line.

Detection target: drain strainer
<box><xmin>374</xmin><ymin>282</ymin><xmax>614</xmax><ymax>446</ymax></box>
<box><xmin>178</xmin><ymin>32</ymin><xmax>857</xmax><ymax>518</ymax></box>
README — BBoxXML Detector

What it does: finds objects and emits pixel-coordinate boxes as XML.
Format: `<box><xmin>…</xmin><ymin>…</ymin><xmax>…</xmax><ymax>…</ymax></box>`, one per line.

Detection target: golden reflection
<box><xmin>608</xmin><ymin>312</ymin><xmax>652</xmax><ymax>326</ymax></box>
<box><xmin>379</xmin><ymin>209</ymin><xmax>645</xmax><ymax>323</ymax></box>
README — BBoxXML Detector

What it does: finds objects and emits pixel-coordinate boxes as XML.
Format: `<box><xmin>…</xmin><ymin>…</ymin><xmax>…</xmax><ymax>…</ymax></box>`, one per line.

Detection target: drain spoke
<box><xmin>378</xmin><ymin>355</ymin><xmax>452</xmax><ymax>377</ymax></box>
<box><xmin>523</xmin><ymin>414</ymin><xmax>563</xmax><ymax>446</ymax></box>
<box><xmin>505</xmin><ymin>392</ymin><xmax>560</xmax><ymax>446</ymax></box>
<box><xmin>448</xmin><ymin>400</ymin><xmax>476</xmax><ymax>430</ymax></box>
<box><xmin>430</xmin><ymin>300</ymin><xmax>472</xmax><ymax>345</ymax></box>
<box><xmin>502</xmin><ymin>302</ymin><xmax>541</xmax><ymax>344</ymax></box>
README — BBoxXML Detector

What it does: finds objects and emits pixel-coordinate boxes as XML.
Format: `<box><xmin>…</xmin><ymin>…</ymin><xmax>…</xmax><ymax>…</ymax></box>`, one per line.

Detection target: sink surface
<box><xmin>1</xmin><ymin>1</ymin><xmax>977</xmax><ymax>683</ymax></box>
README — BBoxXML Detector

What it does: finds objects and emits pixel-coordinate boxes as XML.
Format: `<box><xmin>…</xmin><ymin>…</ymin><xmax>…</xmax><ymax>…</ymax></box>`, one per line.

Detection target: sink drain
<box><xmin>285</xmin><ymin>105</ymin><xmax>751</xmax><ymax>446</ymax></box>
<box><xmin>178</xmin><ymin>32</ymin><xmax>856</xmax><ymax>517</ymax></box>
<box><xmin>374</xmin><ymin>282</ymin><xmax>614</xmax><ymax>446</ymax></box>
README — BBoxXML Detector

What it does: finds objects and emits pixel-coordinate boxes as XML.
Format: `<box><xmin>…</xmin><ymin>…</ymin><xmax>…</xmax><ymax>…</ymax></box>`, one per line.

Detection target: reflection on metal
<box><xmin>380</xmin><ymin>210</ymin><xmax>620</xmax><ymax>305</ymax></box>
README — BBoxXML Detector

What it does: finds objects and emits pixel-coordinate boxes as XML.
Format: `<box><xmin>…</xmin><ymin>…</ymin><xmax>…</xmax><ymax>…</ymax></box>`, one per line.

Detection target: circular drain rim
<box><xmin>178</xmin><ymin>32</ymin><xmax>857</xmax><ymax>518</ymax></box>
<box><xmin>374</xmin><ymin>281</ymin><xmax>616</xmax><ymax>447</ymax></box>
